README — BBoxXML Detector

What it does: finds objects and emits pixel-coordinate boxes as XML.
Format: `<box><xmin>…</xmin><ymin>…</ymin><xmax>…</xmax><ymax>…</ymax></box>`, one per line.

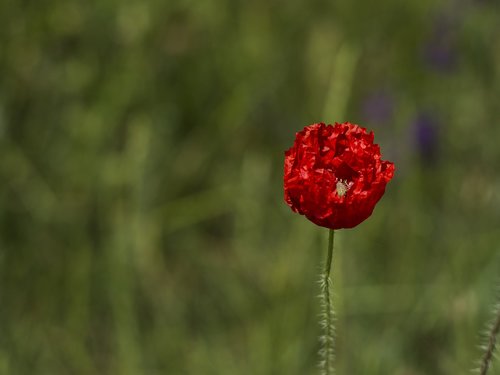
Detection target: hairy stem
<box><xmin>479</xmin><ymin>304</ymin><xmax>500</xmax><ymax>375</ymax></box>
<box><xmin>320</xmin><ymin>229</ymin><xmax>335</xmax><ymax>375</ymax></box>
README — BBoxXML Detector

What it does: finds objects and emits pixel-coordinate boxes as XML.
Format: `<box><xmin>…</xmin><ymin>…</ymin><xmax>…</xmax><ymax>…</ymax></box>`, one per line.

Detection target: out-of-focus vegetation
<box><xmin>0</xmin><ymin>0</ymin><xmax>499</xmax><ymax>374</ymax></box>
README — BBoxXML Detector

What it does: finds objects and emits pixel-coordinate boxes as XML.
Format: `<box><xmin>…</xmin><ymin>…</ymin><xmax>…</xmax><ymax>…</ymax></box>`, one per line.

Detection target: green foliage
<box><xmin>0</xmin><ymin>0</ymin><xmax>499</xmax><ymax>373</ymax></box>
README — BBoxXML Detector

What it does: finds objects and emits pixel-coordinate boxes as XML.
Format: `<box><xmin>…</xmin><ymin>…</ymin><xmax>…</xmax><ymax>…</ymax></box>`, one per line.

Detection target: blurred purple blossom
<box><xmin>361</xmin><ymin>90</ymin><xmax>394</xmax><ymax>124</ymax></box>
<box><xmin>423</xmin><ymin>13</ymin><xmax>458</xmax><ymax>71</ymax></box>
<box><xmin>413</xmin><ymin>113</ymin><xmax>440</xmax><ymax>164</ymax></box>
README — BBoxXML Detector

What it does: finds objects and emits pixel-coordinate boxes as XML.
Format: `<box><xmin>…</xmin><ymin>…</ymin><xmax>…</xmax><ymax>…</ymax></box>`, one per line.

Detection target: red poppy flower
<box><xmin>284</xmin><ymin>122</ymin><xmax>395</xmax><ymax>229</ymax></box>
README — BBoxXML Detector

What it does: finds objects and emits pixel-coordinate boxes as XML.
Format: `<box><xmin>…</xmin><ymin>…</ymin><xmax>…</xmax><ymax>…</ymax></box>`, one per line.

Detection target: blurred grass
<box><xmin>1</xmin><ymin>0</ymin><xmax>500</xmax><ymax>374</ymax></box>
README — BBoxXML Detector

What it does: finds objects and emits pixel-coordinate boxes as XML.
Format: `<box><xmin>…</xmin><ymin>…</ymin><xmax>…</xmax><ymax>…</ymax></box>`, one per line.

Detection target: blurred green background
<box><xmin>1</xmin><ymin>0</ymin><xmax>500</xmax><ymax>374</ymax></box>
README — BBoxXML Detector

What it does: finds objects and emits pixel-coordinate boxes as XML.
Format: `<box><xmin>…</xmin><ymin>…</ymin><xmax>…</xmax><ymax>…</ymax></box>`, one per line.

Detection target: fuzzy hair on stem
<box><xmin>318</xmin><ymin>229</ymin><xmax>335</xmax><ymax>375</ymax></box>
<box><xmin>478</xmin><ymin>302</ymin><xmax>500</xmax><ymax>375</ymax></box>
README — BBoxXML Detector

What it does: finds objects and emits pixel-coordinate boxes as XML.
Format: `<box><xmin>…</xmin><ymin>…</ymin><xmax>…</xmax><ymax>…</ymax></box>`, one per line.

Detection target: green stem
<box><xmin>320</xmin><ymin>229</ymin><xmax>335</xmax><ymax>375</ymax></box>
<box><xmin>326</xmin><ymin>229</ymin><xmax>334</xmax><ymax>277</ymax></box>
<box><xmin>479</xmin><ymin>304</ymin><xmax>500</xmax><ymax>375</ymax></box>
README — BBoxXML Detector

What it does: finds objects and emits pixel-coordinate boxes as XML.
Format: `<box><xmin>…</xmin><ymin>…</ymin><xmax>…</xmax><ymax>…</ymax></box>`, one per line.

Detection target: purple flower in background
<box><xmin>425</xmin><ymin>41</ymin><xmax>455</xmax><ymax>71</ymax></box>
<box><xmin>423</xmin><ymin>13</ymin><xmax>458</xmax><ymax>71</ymax></box>
<box><xmin>413</xmin><ymin>113</ymin><xmax>440</xmax><ymax>164</ymax></box>
<box><xmin>361</xmin><ymin>90</ymin><xmax>394</xmax><ymax>124</ymax></box>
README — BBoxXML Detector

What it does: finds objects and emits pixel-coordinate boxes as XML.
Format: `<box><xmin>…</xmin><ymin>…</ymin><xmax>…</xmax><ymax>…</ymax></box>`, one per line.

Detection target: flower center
<box><xmin>336</xmin><ymin>179</ymin><xmax>353</xmax><ymax>197</ymax></box>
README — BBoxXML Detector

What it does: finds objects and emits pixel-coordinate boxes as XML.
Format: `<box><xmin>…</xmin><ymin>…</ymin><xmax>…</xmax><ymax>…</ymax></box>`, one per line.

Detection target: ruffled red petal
<box><xmin>284</xmin><ymin>122</ymin><xmax>395</xmax><ymax>229</ymax></box>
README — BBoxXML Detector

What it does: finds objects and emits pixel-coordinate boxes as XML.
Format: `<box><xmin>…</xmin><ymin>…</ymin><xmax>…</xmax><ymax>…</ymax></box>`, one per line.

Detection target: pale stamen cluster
<box><xmin>335</xmin><ymin>179</ymin><xmax>353</xmax><ymax>197</ymax></box>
